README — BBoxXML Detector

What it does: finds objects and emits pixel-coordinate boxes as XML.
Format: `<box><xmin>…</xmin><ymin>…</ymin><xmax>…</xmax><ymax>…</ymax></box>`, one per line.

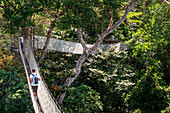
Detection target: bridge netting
<box><xmin>19</xmin><ymin>39</ymin><xmax>62</xmax><ymax>113</ymax></box>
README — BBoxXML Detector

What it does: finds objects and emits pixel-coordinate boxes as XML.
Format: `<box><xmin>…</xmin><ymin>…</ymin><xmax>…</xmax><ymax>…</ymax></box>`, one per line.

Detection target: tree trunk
<box><xmin>39</xmin><ymin>20</ymin><xmax>55</xmax><ymax>63</ymax></box>
<box><xmin>57</xmin><ymin>0</ymin><xmax>136</xmax><ymax>104</ymax></box>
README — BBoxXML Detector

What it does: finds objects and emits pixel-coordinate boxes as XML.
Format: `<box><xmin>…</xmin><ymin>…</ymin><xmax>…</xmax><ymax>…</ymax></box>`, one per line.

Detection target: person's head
<box><xmin>32</xmin><ymin>69</ymin><xmax>35</xmax><ymax>73</ymax></box>
<box><xmin>21</xmin><ymin>34</ymin><xmax>23</xmax><ymax>37</ymax></box>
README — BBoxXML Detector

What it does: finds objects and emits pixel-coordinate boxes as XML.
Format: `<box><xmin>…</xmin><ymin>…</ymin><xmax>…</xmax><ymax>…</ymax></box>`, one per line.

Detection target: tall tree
<box><xmin>0</xmin><ymin>0</ymin><xmax>57</xmax><ymax>38</ymax></box>
<box><xmin>57</xmin><ymin>0</ymin><xmax>137</xmax><ymax>104</ymax></box>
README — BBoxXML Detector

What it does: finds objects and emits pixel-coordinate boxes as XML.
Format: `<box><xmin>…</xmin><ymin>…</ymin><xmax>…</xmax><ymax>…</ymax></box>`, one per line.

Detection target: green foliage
<box><xmin>128</xmin><ymin>75</ymin><xmax>168</xmax><ymax>113</ymax></box>
<box><xmin>124</xmin><ymin>2</ymin><xmax>169</xmax><ymax>112</ymax></box>
<box><xmin>129</xmin><ymin>2</ymin><xmax>169</xmax><ymax>82</ymax></box>
<box><xmin>38</xmin><ymin>51</ymin><xmax>80</xmax><ymax>98</ymax></box>
<box><xmin>78</xmin><ymin>50</ymin><xmax>137</xmax><ymax>112</ymax></box>
<box><xmin>161</xmin><ymin>106</ymin><xmax>170</xmax><ymax>113</ymax></box>
<box><xmin>1</xmin><ymin>0</ymin><xmax>168</xmax><ymax>112</ymax></box>
<box><xmin>0</xmin><ymin>47</ymin><xmax>24</xmax><ymax>73</ymax></box>
<box><xmin>63</xmin><ymin>84</ymin><xmax>103</xmax><ymax>113</ymax></box>
<box><xmin>53</xmin><ymin>27</ymin><xmax>80</xmax><ymax>43</ymax></box>
<box><xmin>57</xmin><ymin>0</ymin><xmax>122</xmax><ymax>39</ymax></box>
<box><xmin>0</xmin><ymin>70</ymin><xmax>33</xmax><ymax>112</ymax></box>
<box><xmin>0</xmin><ymin>0</ymin><xmax>57</xmax><ymax>33</ymax></box>
<box><xmin>39</xmin><ymin>38</ymin><xmax>169</xmax><ymax>112</ymax></box>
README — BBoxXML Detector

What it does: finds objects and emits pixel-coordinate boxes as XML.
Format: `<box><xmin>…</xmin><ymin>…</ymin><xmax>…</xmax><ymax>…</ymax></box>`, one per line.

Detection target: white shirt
<box><xmin>30</xmin><ymin>73</ymin><xmax>39</xmax><ymax>86</ymax></box>
<box><xmin>20</xmin><ymin>37</ymin><xmax>24</xmax><ymax>43</ymax></box>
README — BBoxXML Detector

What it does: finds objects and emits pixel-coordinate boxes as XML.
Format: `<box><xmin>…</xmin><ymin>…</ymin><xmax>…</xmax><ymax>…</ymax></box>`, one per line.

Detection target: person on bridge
<box><xmin>30</xmin><ymin>69</ymin><xmax>41</xmax><ymax>97</ymax></box>
<box><xmin>19</xmin><ymin>34</ymin><xmax>24</xmax><ymax>52</ymax></box>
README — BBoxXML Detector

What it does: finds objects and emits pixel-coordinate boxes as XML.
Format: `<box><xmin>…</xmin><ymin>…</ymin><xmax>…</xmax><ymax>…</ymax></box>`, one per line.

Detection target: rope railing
<box><xmin>18</xmin><ymin>40</ymin><xmax>41</xmax><ymax>113</ymax></box>
<box><xmin>24</xmin><ymin>39</ymin><xmax>62</xmax><ymax>113</ymax></box>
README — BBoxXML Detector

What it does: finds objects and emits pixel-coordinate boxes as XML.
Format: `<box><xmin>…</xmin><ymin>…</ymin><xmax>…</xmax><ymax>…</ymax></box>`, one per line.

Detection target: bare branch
<box><xmin>39</xmin><ymin>10</ymin><xmax>66</xmax><ymax>63</ymax></box>
<box><xmin>117</xmin><ymin>0</ymin><xmax>137</xmax><ymax>12</ymax></box>
<box><xmin>74</xmin><ymin>0</ymin><xmax>135</xmax><ymax>79</ymax></box>
<box><xmin>90</xmin><ymin>0</ymin><xmax>135</xmax><ymax>53</ymax></box>
<box><xmin>107</xmin><ymin>9</ymin><xmax>113</xmax><ymax>29</ymax></box>
<box><xmin>39</xmin><ymin>21</ymin><xmax>55</xmax><ymax>63</ymax></box>
<box><xmin>77</xmin><ymin>27</ymin><xmax>88</xmax><ymax>50</ymax></box>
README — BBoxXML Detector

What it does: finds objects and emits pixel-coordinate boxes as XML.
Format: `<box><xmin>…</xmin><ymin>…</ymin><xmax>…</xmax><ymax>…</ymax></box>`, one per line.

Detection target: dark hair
<box><xmin>32</xmin><ymin>69</ymin><xmax>35</xmax><ymax>72</ymax></box>
<box><xmin>21</xmin><ymin>34</ymin><xmax>23</xmax><ymax>36</ymax></box>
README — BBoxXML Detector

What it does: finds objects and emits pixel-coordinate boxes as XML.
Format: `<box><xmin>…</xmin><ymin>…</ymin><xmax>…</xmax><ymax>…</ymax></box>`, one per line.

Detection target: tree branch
<box><xmin>90</xmin><ymin>0</ymin><xmax>135</xmax><ymax>53</ymax></box>
<box><xmin>161</xmin><ymin>0</ymin><xmax>170</xmax><ymax>4</ymax></box>
<box><xmin>77</xmin><ymin>27</ymin><xmax>88</xmax><ymax>50</ymax></box>
<box><xmin>57</xmin><ymin>0</ymin><xmax>136</xmax><ymax>104</ymax></box>
<box><xmin>38</xmin><ymin>20</ymin><xmax>56</xmax><ymax>63</ymax></box>
<box><xmin>107</xmin><ymin>9</ymin><xmax>113</xmax><ymax>29</ymax></box>
<box><xmin>39</xmin><ymin>10</ymin><xmax>66</xmax><ymax>63</ymax></box>
<box><xmin>72</xmin><ymin>0</ymin><xmax>135</xmax><ymax>81</ymax></box>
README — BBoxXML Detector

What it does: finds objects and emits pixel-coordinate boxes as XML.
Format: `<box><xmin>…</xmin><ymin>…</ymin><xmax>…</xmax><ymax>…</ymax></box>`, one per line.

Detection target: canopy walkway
<box><xmin>19</xmin><ymin>40</ymin><xmax>62</xmax><ymax>113</ymax></box>
<box><xmin>0</xmin><ymin>35</ymin><xmax>126</xmax><ymax>54</ymax></box>
<box><xmin>1</xmin><ymin>35</ymin><xmax>62</xmax><ymax>113</ymax></box>
<box><xmin>1</xmin><ymin>35</ymin><xmax>126</xmax><ymax>113</ymax></box>
<box><xmin>34</xmin><ymin>36</ymin><xmax>126</xmax><ymax>54</ymax></box>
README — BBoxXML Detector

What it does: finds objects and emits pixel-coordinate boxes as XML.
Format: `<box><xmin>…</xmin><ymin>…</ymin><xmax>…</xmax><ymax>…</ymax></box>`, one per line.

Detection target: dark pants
<box><xmin>32</xmin><ymin>86</ymin><xmax>38</xmax><ymax>92</ymax></box>
<box><xmin>20</xmin><ymin>42</ymin><xmax>23</xmax><ymax>52</ymax></box>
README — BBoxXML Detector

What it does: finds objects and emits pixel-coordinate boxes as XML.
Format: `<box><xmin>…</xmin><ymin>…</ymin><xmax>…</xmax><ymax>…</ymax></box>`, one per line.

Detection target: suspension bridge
<box><xmin>0</xmin><ymin>35</ymin><xmax>126</xmax><ymax>113</ymax></box>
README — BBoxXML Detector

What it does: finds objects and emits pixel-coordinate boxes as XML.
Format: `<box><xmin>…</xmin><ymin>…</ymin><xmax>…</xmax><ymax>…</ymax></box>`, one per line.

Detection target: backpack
<box><xmin>32</xmin><ymin>73</ymin><xmax>38</xmax><ymax>84</ymax></box>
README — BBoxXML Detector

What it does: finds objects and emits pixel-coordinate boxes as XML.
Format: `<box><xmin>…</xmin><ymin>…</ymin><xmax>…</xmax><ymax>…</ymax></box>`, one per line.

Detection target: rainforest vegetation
<box><xmin>0</xmin><ymin>0</ymin><xmax>169</xmax><ymax>113</ymax></box>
